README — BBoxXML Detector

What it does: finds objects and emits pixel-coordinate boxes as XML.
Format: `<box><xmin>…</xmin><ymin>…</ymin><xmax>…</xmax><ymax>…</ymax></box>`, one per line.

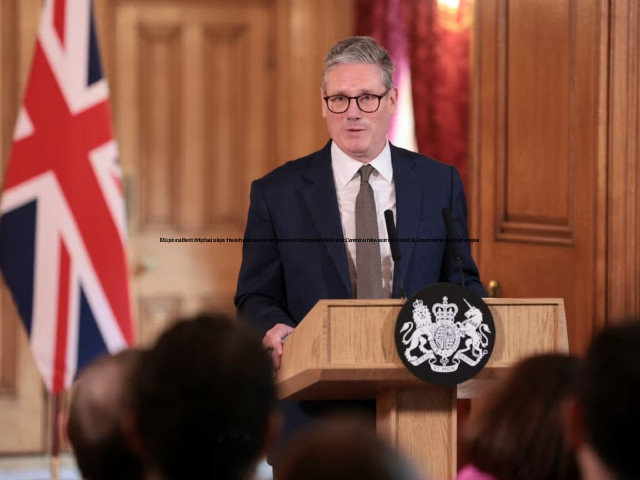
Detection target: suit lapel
<box><xmin>391</xmin><ymin>145</ymin><xmax>422</xmax><ymax>297</ymax></box>
<box><xmin>301</xmin><ymin>142</ymin><xmax>352</xmax><ymax>295</ymax></box>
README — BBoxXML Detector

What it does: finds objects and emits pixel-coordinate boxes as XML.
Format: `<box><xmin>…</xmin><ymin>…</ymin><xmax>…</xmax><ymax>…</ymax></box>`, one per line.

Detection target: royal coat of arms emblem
<box><xmin>395</xmin><ymin>284</ymin><xmax>495</xmax><ymax>386</ymax></box>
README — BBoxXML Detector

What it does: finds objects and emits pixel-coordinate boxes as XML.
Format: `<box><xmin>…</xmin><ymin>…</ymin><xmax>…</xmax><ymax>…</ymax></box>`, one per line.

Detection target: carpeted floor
<box><xmin>0</xmin><ymin>455</ymin><xmax>80</xmax><ymax>480</ymax></box>
<box><xmin>0</xmin><ymin>455</ymin><xmax>273</xmax><ymax>480</ymax></box>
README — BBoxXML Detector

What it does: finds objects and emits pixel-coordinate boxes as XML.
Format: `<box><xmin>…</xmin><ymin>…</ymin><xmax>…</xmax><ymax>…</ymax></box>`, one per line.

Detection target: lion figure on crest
<box><xmin>401</xmin><ymin>299</ymin><xmax>434</xmax><ymax>362</ymax></box>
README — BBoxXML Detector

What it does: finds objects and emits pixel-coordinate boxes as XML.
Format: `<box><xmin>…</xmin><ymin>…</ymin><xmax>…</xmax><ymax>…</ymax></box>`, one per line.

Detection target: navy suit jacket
<box><xmin>235</xmin><ymin>141</ymin><xmax>485</xmax><ymax>334</ymax></box>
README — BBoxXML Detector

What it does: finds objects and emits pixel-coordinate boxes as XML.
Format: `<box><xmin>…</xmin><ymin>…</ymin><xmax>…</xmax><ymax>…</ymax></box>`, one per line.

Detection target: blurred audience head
<box><xmin>462</xmin><ymin>353</ymin><xmax>580</xmax><ymax>480</ymax></box>
<box><xmin>567</xmin><ymin>319</ymin><xmax>640</xmax><ymax>480</ymax></box>
<box><xmin>67</xmin><ymin>349</ymin><xmax>144</xmax><ymax>480</ymax></box>
<box><xmin>134</xmin><ymin>312</ymin><xmax>277</xmax><ymax>480</ymax></box>
<box><xmin>277</xmin><ymin>418</ymin><xmax>422</xmax><ymax>480</ymax></box>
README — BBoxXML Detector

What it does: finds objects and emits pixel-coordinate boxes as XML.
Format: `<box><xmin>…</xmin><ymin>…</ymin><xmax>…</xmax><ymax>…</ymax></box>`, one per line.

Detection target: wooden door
<box><xmin>470</xmin><ymin>0</ymin><xmax>606</xmax><ymax>354</ymax></box>
<box><xmin>95</xmin><ymin>0</ymin><xmax>353</xmax><ymax>346</ymax></box>
<box><xmin>103</xmin><ymin>1</ymin><xmax>277</xmax><ymax>345</ymax></box>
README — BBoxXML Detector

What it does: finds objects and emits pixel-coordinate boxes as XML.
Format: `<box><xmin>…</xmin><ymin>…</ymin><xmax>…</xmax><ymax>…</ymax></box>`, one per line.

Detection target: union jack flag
<box><xmin>0</xmin><ymin>0</ymin><xmax>134</xmax><ymax>394</ymax></box>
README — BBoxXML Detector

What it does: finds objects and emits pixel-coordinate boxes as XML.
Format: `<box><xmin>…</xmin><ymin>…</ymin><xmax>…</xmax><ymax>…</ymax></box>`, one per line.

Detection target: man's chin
<box><xmin>339</xmin><ymin>142</ymin><xmax>370</xmax><ymax>160</ymax></box>
<box><xmin>345</xmin><ymin>150</ymin><xmax>370</xmax><ymax>162</ymax></box>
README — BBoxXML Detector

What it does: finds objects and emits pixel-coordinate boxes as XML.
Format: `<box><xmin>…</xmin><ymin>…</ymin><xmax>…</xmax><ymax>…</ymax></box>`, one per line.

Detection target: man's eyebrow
<box><xmin>326</xmin><ymin>90</ymin><xmax>374</xmax><ymax>97</ymax></box>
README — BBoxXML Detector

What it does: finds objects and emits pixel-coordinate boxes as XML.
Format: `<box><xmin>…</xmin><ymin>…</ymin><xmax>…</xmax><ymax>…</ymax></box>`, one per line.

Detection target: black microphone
<box><xmin>441</xmin><ymin>207</ymin><xmax>465</xmax><ymax>288</ymax></box>
<box><xmin>384</xmin><ymin>209</ymin><xmax>405</xmax><ymax>298</ymax></box>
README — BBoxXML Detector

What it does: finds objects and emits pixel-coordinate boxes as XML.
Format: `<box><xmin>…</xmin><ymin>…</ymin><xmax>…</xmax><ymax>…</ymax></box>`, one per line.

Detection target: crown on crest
<box><xmin>432</xmin><ymin>296</ymin><xmax>458</xmax><ymax>321</ymax></box>
<box><xmin>413</xmin><ymin>299</ymin><xmax>430</xmax><ymax>318</ymax></box>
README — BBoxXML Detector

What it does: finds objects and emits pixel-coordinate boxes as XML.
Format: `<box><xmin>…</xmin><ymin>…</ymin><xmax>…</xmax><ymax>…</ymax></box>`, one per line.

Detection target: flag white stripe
<box><xmin>4</xmin><ymin>173</ymin><xmax>127</xmax><ymax>389</ymax></box>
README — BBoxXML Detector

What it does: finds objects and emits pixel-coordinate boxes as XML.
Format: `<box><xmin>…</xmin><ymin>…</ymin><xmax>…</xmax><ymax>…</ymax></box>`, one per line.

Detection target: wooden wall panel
<box><xmin>471</xmin><ymin>0</ymin><xmax>639</xmax><ymax>345</ymax></box>
<box><xmin>607</xmin><ymin>0</ymin><xmax>640</xmax><ymax>321</ymax></box>
<box><xmin>0</xmin><ymin>0</ymin><xmax>47</xmax><ymax>454</ymax></box>
<box><xmin>276</xmin><ymin>0</ymin><xmax>354</xmax><ymax>162</ymax></box>
<box><xmin>0</xmin><ymin>291</ymin><xmax>18</xmax><ymax>395</ymax></box>
<box><xmin>137</xmin><ymin>296</ymin><xmax>181</xmax><ymax>347</ymax></box>
<box><xmin>0</xmin><ymin>299</ymin><xmax>47</xmax><ymax>453</ymax></box>
<box><xmin>204</xmin><ymin>27</ymin><xmax>248</xmax><ymax>226</ymax></box>
<box><xmin>139</xmin><ymin>25</ymin><xmax>181</xmax><ymax>228</ymax></box>
<box><xmin>472</xmin><ymin>0</ymin><xmax>603</xmax><ymax>354</ymax></box>
<box><xmin>496</xmin><ymin>0</ymin><xmax>575</xmax><ymax>243</ymax></box>
<box><xmin>0</xmin><ymin>0</ymin><xmax>19</xmax><ymax>398</ymax></box>
<box><xmin>0</xmin><ymin>1</ymin><xmax>18</xmax><ymax>166</ymax></box>
<box><xmin>506</xmin><ymin>0</ymin><xmax>570</xmax><ymax>224</ymax></box>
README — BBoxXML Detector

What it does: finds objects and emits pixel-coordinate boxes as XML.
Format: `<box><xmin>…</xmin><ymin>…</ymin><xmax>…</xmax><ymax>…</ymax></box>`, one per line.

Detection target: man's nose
<box><xmin>345</xmin><ymin>98</ymin><xmax>362</xmax><ymax>119</ymax></box>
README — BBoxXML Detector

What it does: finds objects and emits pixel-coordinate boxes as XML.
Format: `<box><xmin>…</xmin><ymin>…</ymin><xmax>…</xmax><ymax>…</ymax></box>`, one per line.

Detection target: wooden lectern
<box><xmin>276</xmin><ymin>298</ymin><xmax>568</xmax><ymax>479</ymax></box>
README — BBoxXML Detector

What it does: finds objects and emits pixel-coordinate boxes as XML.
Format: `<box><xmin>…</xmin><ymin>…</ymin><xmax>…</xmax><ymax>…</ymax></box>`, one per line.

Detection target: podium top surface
<box><xmin>276</xmin><ymin>298</ymin><xmax>568</xmax><ymax>400</ymax></box>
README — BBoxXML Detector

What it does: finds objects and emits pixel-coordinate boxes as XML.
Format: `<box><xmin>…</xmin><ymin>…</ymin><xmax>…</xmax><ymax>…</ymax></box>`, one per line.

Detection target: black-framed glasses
<box><xmin>323</xmin><ymin>89</ymin><xmax>390</xmax><ymax>114</ymax></box>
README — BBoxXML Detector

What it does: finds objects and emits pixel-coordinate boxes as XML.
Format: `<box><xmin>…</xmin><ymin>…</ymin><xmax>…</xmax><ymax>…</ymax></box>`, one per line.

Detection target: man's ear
<box><xmin>387</xmin><ymin>86</ymin><xmax>398</xmax><ymax>113</ymax></box>
<box><xmin>321</xmin><ymin>87</ymin><xmax>328</xmax><ymax>118</ymax></box>
<box><xmin>562</xmin><ymin>396</ymin><xmax>585</xmax><ymax>448</ymax></box>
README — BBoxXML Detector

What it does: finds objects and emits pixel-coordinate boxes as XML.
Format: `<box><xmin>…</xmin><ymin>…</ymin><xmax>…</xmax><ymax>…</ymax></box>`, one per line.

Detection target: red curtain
<box><xmin>355</xmin><ymin>2</ymin><xmax>474</xmax><ymax>467</ymax></box>
<box><xmin>355</xmin><ymin>0</ymin><xmax>473</xmax><ymax>187</ymax></box>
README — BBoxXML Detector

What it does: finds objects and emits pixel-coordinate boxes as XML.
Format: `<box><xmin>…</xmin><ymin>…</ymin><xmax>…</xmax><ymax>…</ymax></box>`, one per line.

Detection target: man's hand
<box><xmin>263</xmin><ymin>323</ymin><xmax>294</xmax><ymax>373</ymax></box>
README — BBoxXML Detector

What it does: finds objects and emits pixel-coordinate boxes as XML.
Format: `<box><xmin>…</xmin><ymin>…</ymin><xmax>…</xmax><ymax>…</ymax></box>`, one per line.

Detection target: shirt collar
<box><xmin>331</xmin><ymin>140</ymin><xmax>393</xmax><ymax>187</ymax></box>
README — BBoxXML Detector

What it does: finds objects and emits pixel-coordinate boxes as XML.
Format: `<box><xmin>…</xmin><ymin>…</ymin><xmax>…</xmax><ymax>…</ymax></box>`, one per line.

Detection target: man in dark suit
<box><xmin>235</xmin><ymin>36</ymin><xmax>485</xmax><ymax>463</ymax></box>
<box><xmin>235</xmin><ymin>35</ymin><xmax>484</xmax><ymax>367</ymax></box>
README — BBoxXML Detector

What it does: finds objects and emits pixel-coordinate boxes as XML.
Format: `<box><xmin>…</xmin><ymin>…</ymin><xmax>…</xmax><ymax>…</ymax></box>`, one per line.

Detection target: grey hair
<box><xmin>322</xmin><ymin>36</ymin><xmax>395</xmax><ymax>92</ymax></box>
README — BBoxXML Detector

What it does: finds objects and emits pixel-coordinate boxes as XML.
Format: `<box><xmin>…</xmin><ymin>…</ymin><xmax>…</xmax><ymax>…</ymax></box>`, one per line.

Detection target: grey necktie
<box><xmin>355</xmin><ymin>164</ymin><xmax>384</xmax><ymax>298</ymax></box>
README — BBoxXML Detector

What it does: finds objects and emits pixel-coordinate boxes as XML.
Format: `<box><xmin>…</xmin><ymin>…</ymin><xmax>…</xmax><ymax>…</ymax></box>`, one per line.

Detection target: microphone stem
<box><xmin>456</xmin><ymin>257</ymin><xmax>465</xmax><ymax>288</ymax></box>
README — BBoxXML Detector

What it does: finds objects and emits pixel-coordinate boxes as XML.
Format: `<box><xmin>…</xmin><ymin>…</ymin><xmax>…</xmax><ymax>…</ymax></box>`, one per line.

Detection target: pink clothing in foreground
<box><xmin>455</xmin><ymin>465</ymin><xmax>497</xmax><ymax>480</ymax></box>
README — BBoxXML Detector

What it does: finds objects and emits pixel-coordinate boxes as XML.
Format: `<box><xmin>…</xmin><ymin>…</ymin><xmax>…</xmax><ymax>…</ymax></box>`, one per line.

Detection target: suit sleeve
<box><xmin>234</xmin><ymin>180</ymin><xmax>297</xmax><ymax>336</ymax></box>
<box><xmin>442</xmin><ymin>167</ymin><xmax>487</xmax><ymax>297</ymax></box>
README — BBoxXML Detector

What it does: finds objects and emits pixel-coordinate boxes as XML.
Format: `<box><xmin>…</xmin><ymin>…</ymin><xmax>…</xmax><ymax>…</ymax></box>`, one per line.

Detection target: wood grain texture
<box><xmin>471</xmin><ymin>0</ymin><xmax>603</xmax><ymax>354</ymax></box>
<box><xmin>277</xmin><ymin>0</ymin><xmax>354</xmax><ymax>162</ymax></box>
<box><xmin>277</xmin><ymin>298</ymin><xmax>568</xmax><ymax>398</ymax></box>
<box><xmin>137</xmin><ymin>296</ymin><xmax>182</xmax><ymax>347</ymax></box>
<box><xmin>0</xmin><ymin>0</ymin><xmax>49</xmax><ymax>454</ymax></box>
<box><xmin>139</xmin><ymin>24</ymin><xmax>181</xmax><ymax>228</ymax></box>
<box><xmin>378</xmin><ymin>388</ymin><xmax>457</xmax><ymax>480</ymax></box>
<box><xmin>607</xmin><ymin>0</ymin><xmax>640</xmax><ymax>322</ymax></box>
<box><xmin>502</xmin><ymin>0</ymin><xmax>571</xmax><ymax>237</ymax></box>
<box><xmin>328</xmin><ymin>305</ymin><xmax>400</xmax><ymax>364</ymax></box>
<box><xmin>279</xmin><ymin>298</ymin><xmax>567</xmax><ymax>477</ymax></box>
<box><xmin>0</xmin><ymin>286</ymin><xmax>18</xmax><ymax>396</ymax></box>
<box><xmin>113</xmin><ymin>1</ymin><xmax>277</xmax><ymax>335</ymax></box>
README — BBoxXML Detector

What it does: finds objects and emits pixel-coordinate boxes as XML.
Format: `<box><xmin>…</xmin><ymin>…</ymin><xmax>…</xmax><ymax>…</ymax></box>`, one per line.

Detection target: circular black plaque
<box><xmin>394</xmin><ymin>283</ymin><xmax>495</xmax><ymax>387</ymax></box>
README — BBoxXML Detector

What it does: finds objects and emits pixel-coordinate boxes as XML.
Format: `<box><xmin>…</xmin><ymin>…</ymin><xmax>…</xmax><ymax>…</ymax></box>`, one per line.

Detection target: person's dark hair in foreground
<box><xmin>277</xmin><ymin>418</ymin><xmax>422</xmax><ymax>480</ymax></box>
<box><xmin>67</xmin><ymin>349</ymin><xmax>144</xmax><ymax>480</ymax></box>
<box><xmin>568</xmin><ymin>319</ymin><xmax>640</xmax><ymax>480</ymax></box>
<box><xmin>134</xmin><ymin>313</ymin><xmax>277</xmax><ymax>480</ymax></box>
<box><xmin>460</xmin><ymin>353</ymin><xmax>580</xmax><ymax>480</ymax></box>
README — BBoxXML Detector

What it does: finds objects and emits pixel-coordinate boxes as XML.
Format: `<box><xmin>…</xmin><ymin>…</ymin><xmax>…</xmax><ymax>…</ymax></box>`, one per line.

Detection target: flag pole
<box><xmin>50</xmin><ymin>392</ymin><xmax>60</xmax><ymax>480</ymax></box>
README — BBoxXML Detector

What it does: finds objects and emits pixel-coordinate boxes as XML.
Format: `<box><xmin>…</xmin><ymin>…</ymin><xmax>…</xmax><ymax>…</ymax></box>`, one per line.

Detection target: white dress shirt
<box><xmin>331</xmin><ymin>141</ymin><xmax>396</xmax><ymax>297</ymax></box>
